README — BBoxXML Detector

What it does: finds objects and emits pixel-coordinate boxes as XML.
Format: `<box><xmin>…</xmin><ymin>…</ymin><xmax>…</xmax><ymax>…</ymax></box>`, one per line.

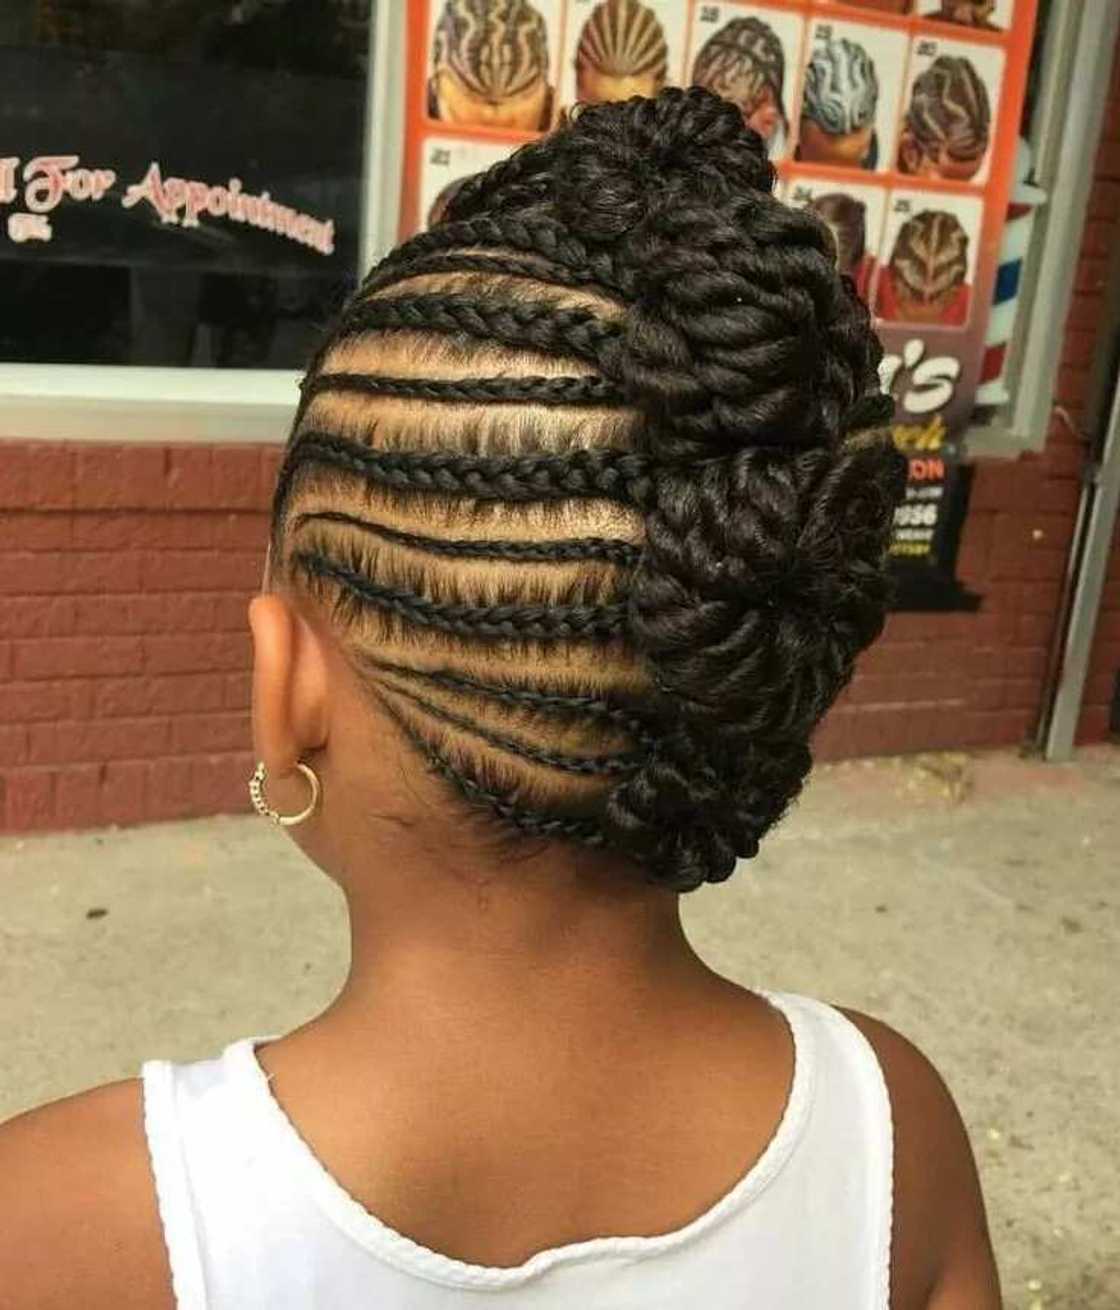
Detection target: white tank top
<box><xmin>140</xmin><ymin>989</ymin><xmax>893</xmax><ymax>1309</ymax></box>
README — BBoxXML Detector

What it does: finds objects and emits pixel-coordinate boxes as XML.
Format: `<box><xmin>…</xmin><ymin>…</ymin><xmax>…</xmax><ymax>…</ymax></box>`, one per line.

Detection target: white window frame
<box><xmin>0</xmin><ymin>0</ymin><xmax>407</xmax><ymax>444</ymax></box>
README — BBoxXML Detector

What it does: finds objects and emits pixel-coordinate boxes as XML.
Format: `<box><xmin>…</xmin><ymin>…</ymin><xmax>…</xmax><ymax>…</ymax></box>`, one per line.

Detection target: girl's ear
<box><xmin>248</xmin><ymin>593</ymin><xmax>330</xmax><ymax>775</ymax></box>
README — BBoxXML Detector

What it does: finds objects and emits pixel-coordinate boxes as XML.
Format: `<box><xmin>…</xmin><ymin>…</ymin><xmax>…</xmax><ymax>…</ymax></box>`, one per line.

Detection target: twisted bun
<box><xmin>466</xmin><ymin>89</ymin><xmax>901</xmax><ymax>885</ymax></box>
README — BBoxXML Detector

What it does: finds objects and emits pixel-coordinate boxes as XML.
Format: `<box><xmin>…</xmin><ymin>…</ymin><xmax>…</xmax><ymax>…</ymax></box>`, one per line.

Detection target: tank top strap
<box><xmin>758</xmin><ymin>990</ymin><xmax>894</xmax><ymax>1310</ymax></box>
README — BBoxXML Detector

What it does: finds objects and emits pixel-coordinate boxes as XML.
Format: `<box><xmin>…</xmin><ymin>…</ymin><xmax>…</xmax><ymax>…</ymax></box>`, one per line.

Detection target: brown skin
<box><xmin>799</xmin><ymin>117</ymin><xmax>875</xmax><ymax>168</ymax></box>
<box><xmin>433</xmin><ymin>68</ymin><xmax>550</xmax><ymax>131</ymax></box>
<box><xmin>0</xmin><ymin>585</ymin><xmax>1001</xmax><ymax>1307</ymax></box>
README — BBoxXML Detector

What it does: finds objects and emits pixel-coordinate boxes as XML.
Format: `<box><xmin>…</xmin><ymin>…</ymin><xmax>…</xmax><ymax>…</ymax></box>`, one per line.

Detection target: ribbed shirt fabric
<box><xmin>140</xmin><ymin>989</ymin><xmax>893</xmax><ymax>1308</ymax></box>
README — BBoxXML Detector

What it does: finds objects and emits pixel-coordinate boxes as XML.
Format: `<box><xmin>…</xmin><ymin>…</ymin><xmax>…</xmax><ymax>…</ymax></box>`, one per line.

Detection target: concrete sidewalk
<box><xmin>2</xmin><ymin>746</ymin><xmax>1117</xmax><ymax>1309</ymax></box>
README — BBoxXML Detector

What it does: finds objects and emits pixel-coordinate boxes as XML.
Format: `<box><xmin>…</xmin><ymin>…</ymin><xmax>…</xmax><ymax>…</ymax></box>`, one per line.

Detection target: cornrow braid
<box><xmin>369</xmin><ymin>216</ymin><xmax>632</xmax><ymax>297</ymax></box>
<box><xmin>359</xmin><ymin>657</ymin><xmax>652</xmax><ymax>741</ymax></box>
<box><xmin>293</xmin><ymin>550</ymin><xmax>629</xmax><ymax>641</ymax></box>
<box><xmin>376</xmin><ymin>679</ymin><xmax>643</xmax><ymax>777</ymax></box>
<box><xmin>336</xmin><ymin>295</ymin><xmax>626</xmax><ymax>369</ymax></box>
<box><xmin>301</xmin><ymin>371</ymin><xmax>626</xmax><ymax>407</ymax></box>
<box><xmin>273</xmin><ymin>87</ymin><xmax>906</xmax><ymax>890</ymax></box>
<box><xmin>362</xmin><ymin>251</ymin><xmax>624</xmax><ymax>298</ymax></box>
<box><xmin>379</xmin><ymin>695</ymin><xmax>610</xmax><ymax>847</ymax></box>
<box><xmin>293</xmin><ymin>509</ymin><xmax>642</xmax><ymax>567</ymax></box>
<box><xmin>273</xmin><ymin>434</ymin><xmax>653</xmax><ymax>524</ymax></box>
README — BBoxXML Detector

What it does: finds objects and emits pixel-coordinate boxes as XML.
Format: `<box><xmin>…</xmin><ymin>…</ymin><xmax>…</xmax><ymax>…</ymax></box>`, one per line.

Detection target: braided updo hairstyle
<box><xmin>271</xmin><ymin>88</ymin><xmax>906</xmax><ymax>893</ymax></box>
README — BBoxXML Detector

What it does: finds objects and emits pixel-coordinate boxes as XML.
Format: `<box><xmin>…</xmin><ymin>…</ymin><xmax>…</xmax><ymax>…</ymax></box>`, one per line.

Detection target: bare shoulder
<box><xmin>839</xmin><ymin>1008</ymin><xmax>1002</xmax><ymax>1310</ymax></box>
<box><xmin>0</xmin><ymin>1078</ymin><xmax>175</xmax><ymax>1310</ymax></box>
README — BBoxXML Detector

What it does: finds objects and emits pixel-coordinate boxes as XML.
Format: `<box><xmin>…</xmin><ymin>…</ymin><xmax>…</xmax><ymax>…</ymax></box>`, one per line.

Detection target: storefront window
<box><xmin>0</xmin><ymin>1</ymin><xmax>370</xmax><ymax>368</ymax></box>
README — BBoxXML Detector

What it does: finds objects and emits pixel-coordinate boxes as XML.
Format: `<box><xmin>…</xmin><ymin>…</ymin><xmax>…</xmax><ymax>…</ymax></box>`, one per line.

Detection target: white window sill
<box><xmin>0</xmin><ymin>365</ymin><xmax>301</xmax><ymax>444</ymax></box>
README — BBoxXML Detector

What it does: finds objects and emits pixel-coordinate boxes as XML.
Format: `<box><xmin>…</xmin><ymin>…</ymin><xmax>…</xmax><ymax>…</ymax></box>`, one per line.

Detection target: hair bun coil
<box><xmin>554</xmin><ymin>87</ymin><xmax>774</xmax><ymax>245</ymax></box>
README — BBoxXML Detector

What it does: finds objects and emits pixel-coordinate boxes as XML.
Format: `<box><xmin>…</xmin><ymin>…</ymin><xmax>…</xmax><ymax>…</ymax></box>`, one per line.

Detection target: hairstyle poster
<box><xmin>557</xmin><ymin>0</ymin><xmax>690</xmax><ymax>119</ymax></box>
<box><xmin>685</xmin><ymin>4</ymin><xmax>809</xmax><ymax>162</ymax></box>
<box><xmin>419</xmin><ymin>137</ymin><xmax>515</xmax><ymax>230</ymax></box>
<box><xmin>399</xmin><ymin>0</ymin><xmax>1039</xmax><ymax>607</ymax></box>
<box><xmin>796</xmin><ymin>17</ymin><xmax>908</xmax><ymax>174</ymax></box>
<box><xmin>785</xmin><ymin>175</ymin><xmax>889</xmax><ymax>304</ymax></box>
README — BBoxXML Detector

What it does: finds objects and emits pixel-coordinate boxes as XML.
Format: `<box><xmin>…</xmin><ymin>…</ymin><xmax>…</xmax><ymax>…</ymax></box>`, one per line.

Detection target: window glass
<box><xmin>0</xmin><ymin>1</ymin><xmax>370</xmax><ymax>368</ymax></box>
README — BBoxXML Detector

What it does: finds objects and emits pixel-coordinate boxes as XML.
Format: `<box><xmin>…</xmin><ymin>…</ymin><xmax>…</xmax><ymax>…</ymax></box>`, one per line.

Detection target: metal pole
<box><xmin>1044</xmin><ymin>362</ymin><xmax>1120</xmax><ymax>759</ymax></box>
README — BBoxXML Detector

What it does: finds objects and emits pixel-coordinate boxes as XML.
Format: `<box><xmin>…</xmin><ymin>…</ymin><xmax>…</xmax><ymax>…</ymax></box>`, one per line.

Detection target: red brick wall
<box><xmin>1</xmin><ymin>444</ymin><xmax>281</xmax><ymax>831</ymax></box>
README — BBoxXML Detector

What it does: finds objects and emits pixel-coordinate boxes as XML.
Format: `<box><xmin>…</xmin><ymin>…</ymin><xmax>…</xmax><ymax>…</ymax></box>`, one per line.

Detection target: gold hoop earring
<box><xmin>248</xmin><ymin>761</ymin><xmax>320</xmax><ymax>827</ymax></box>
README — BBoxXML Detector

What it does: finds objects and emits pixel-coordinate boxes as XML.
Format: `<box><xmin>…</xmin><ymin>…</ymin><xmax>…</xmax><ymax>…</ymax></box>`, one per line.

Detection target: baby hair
<box><xmin>575</xmin><ymin>0</ymin><xmax>668</xmax><ymax>88</ymax></box>
<box><xmin>431</xmin><ymin>0</ymin><xmax>550</xmax><ymax>103</ymax></box>
<box><xmin>900</xmin><ymin>55</ymin><xmax>991</xmax><ymax>171</ymax></box>
<box><xmin>272</xmin><ymin>88</ymin><xmax>906</xmax><ymax>892</ymax></box>
<box><xmin>889</xmin><ymin>209</ymin><xmax>969</xmax><ymax>305</ymax></box>
<box><xmin>802</xmin><ymin>34</ymin><xmax>878</xmax><ymax>135</ymax></box>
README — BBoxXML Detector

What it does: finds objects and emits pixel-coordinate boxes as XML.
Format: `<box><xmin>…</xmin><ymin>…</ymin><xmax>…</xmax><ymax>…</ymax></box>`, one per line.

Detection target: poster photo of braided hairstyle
<box><xmin>807</xmin><ymin>192</ymin><xmax>868</xmax><ymax>286</ymax></box>
<box><xmin>270</xmin><ymin>88</ymin><xmax>907</xmax><ymax>892</ymax></box>
<box><xmin>428</xmin><ymin>0</ymin><xmax>554</xmax><ymax>131</ymax></box>
<box><xmin>876</xmin><ymin>208</ymin><xmax>972</xmax><ymax>326</ymax></box>
<box><xmin>797</xmin><ymin>31</ymin><xmax>881</xmax><ymax>170</ymax></box>
<box><xmin>897</xmin><ymin>54</ymin><xmax>992</xmax><ymax>182</ymax></box>
<box><xmin>690</xmin><ymin>15</ymin><xmax>790</xmax><ymax>158</ymax></box>
<box><xmin>574</xmin><ymin>0</ymin><xmax>669</xmax><ymax>107</ymax></box>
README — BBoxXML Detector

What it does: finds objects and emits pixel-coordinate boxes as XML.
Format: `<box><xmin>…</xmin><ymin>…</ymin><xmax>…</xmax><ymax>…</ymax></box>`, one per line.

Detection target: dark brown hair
<box><xmin>270</xmin><ymin>89</ymin><xmax>906</xmax><ymax>891</ymax></box>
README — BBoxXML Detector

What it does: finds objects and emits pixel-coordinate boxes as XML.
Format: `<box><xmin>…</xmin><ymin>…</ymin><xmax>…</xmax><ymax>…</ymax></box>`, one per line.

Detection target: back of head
<box><xmin>802</xmin><ymin>35</ymin><xmax>878</xmax><ymax>133</ymax></box>
<box><xmin>890</xmin><ymin>209</ymin><xmax>969</xmax><ymax>304</ymax></box>
<box><xmin>271</xmin><ymin>88</ymin><xmax>906</xmax><ymax>892</ymax></box>
<box><xmin>808</xmin><ymin>192</ymin><xmax>867</xmax><ymax>276</ymax></box>
<box><xmin>903</xmin><ymin>55</ymin><xmax>991</xmax><ymax>166</ymax></box>
<box><xmin>691</xmin><ymin>16</ymin><xmax>786</xmax><ymax>112</ymax></box>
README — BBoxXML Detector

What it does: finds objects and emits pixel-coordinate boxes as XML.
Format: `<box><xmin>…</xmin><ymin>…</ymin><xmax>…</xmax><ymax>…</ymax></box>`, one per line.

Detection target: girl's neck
<box><xmin>305</xmin><ymin>838</ymin><xmax>723</xmax><ymax>1054</ymax></box>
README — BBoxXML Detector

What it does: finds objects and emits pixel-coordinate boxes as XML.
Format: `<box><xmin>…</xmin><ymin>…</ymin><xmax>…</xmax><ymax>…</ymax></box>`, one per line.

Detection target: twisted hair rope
<box><xmin>292</xmin><ymin>509</ymin><xmax>642</xmax><ymax>567</ymax></box>
<box><xmin>292</xmin><ymin>550</ymin><xmax>628</xmax><ymax>641</ymax></box>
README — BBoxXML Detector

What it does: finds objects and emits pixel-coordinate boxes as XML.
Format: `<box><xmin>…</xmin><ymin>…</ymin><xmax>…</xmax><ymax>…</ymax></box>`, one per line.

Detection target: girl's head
<box><xmin>574</xmin><ymin>0</ymin><xmax>669</xmax><ymax>106</ymax></box>
<box><xmin>261</xmin><ymin>88</ymin><xmax>905</xmax><ymax>894</ymax></box>
<box><xmin>799</xmin><ymin>35</ymin><xmax>879</xmax><ymax>168</ymax></box>
<box><xmin>897</xmin><ymin>55</ymin><xmax>991</xmax><ymax>182</ymax></box>
<box><xmin>429</xmin><ymin>0</ymin><xmax>552</xmax><ymax>131</ymax></box>
<box><xmin>690</xmin><ymin>16</ymin><xmax>789</xmax><ymax>151</ymax></box>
